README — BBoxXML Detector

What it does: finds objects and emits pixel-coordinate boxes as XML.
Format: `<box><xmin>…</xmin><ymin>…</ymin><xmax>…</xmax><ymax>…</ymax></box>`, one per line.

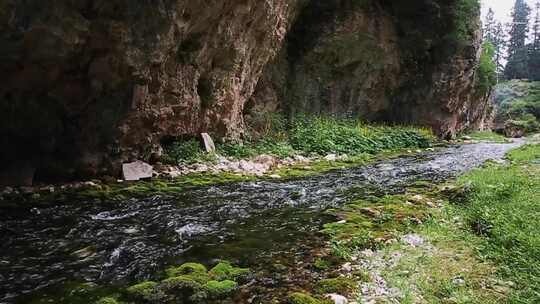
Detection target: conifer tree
<box><xmin>529</xmin><ymin>1</ymin><xmax>540</xmax><ymax>80</ymax></box>
<box><xmin>484</xmin><ymin>8</ymin><xmax>497</xmax><ymax>42</ymax></box>
<box><xmin>505</xmin><ymin>0</ymin><xmax>531</xmax><ymax>79</ymax></box>
<box><xmin>492</xmin><ymin>22</ymin><xmax>507</xmax><ymax>81</ymax></box>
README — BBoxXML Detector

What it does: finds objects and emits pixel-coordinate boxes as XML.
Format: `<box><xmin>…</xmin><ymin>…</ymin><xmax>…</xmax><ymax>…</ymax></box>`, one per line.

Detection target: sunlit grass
<box><xmin>464</xmin><ymin>131</ymin><xmax>510</xmax><ymax>143</ymax></box>
<box><xmin>454</xmin><ymin>144</ymin><xmax>540</xmax><ymax>303</ymax></box>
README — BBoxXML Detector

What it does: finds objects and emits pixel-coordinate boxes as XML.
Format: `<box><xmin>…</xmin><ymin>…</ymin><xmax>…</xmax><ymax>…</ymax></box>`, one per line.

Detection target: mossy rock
<box><xmin>288</xmin><ymin>292</ymin><xmax>331</xmax><ymax>304</ymax></box>
<box><xmin>315</xmin><ymin>277</ymin><xmax>356</xmax><ymax>294</ymax></box>
<box><xmin>125</xmin><ymin>281</ymin><xmax>163</xmax><ymax>301</ymax></box>
<box><xmin>205</xmin><ymin>280</ymin><xmax>238</xmax><ymax>297</ymax></box>
<box><xmin>95</xmin><ymin>297</ymin><xmax>120</xmax><ymax>304</ymax></box>
<box><xmin>160</xmin><ymin>276</ymin><xmax>204</xmax><ymax>291</ymax></box>
<box><xmin>313</xmin><ymin>258</ymin><xmax>332</xmax><ymax>270</ymax></box>
<box><xmin>165</xmin><ymin>263</ymin><xmax>210</xmax><ymax>283</ymax></box>
<box><xmin>159</xmin><ymin>276</ymin><xmax>208</xmax><ymax>302</ymax></box>
<box><xmin>121</xmin><ymin>261</ymin><xmax>246</xmax><ymax>303</ymax></box>
<box><xmin>209</xmin><ymin>262</ymin><xmax>250</xmax><ymax>281</ymax></box>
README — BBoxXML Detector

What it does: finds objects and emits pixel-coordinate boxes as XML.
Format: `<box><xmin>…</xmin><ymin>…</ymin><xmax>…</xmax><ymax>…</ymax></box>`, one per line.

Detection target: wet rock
<box><xmin>253</xmin><ymin>154</ymin><xmax>277</xmax><ymax>167</ymax></box>
<box><xmin>148</xmin><ymin>144</ymin><xmax>164</xmax><ymax>164</ymax></box>
<box><xmin>71</xmin><ymin>246</ymin><xmax>96</xmax><ymax>259</ymax></box>
<box><xmin>83</xmin><ymin>181</ymin><xmax>99</xmax><ymax>187</ymax></box>
<box><xmin>1</xmin><ymin>186</ymin><xmax>13</xmax><ymax>195</ymax></box>
<box><xmin>341</xmin><ymin>263</ymin><xmax>352</xmax><ymax>272</ymax></box>
<box><xmin>504</xmin><ymin>122</ymin><xmax>526</xmax><ymax>138</ymax></box>
<box><xmin>326</xmin><ymin>294</ymin><xmax>348</xmax><ymax>304</ymax></box>
<box><xmin>39</xmin><ymin>186</ymin><xmax>55</xmax><ymax>193</ymax></box>
<box><xmin>294</xmin><ymin>155</ymin><xmax>310</xmax><ymax>163</ymax></box>
<box><xmin>201</xmin><ymin>133</ymin><xmax>216</xmax><ymax>153</ymax></box>
<box><xmin>324</xmin><ymin>154</ymin><xmax>338</xmax><ymax>161</ymax></box>
<box><xmin>360</xmin><ymin>208</ymin><xmax>381</xmax><ymax>218</ymax></box>
<box><xmin>20</xmin><ymin>186</ymin><xmax>35</xmax><ymax>194</ymax></box>
<box><xmin>452</xmin><ymin>277</ymin><xmax>465</xmax><ymax>286</ymax></box>
<box><xmin>401</xmin><ymin>234</ymin><xmax>425</xmax><ymax>247</ymax></box>
<box><xmin>122</xmin><ymin>161</ymin><xmax>153</xmax><ymax>181</ymax></box>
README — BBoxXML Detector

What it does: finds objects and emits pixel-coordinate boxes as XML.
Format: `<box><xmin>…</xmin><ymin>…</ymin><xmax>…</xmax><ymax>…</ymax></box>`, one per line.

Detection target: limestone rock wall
<box><xmin>249</xmin><ymin>0</ymin><xmax>491</xmax><ymax>139</ymax></box>
<box><xmin>0</xmin><ymin>0</ymin><xmax>492</xmax><ymax>184</ymax></box>
<box><xmin>0</xmin><ymin>0</ymin><xmax>304</xmax><ymax>183</ymax></box>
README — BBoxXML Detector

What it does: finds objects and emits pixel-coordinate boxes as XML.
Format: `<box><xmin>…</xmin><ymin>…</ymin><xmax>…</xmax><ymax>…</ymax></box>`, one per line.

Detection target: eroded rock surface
<box><xmin>0</xmin><ymin>0</ymin><xmax>492</xmax><ymax>183</ymax></box>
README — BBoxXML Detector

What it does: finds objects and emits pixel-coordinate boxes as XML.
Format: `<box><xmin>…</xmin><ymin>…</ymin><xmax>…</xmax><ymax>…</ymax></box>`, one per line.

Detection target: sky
<box><xmin>481</xmin><ymin>0</ymin><xmax>538</xmax><ymax>25</ymax></box>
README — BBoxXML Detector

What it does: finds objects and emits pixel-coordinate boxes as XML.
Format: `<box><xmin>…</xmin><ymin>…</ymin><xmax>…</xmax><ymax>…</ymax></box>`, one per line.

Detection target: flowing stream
<box><xmin>0</xmin><ymin>141</ymin><xmax>523</xmax><ymax>303</ymax></box>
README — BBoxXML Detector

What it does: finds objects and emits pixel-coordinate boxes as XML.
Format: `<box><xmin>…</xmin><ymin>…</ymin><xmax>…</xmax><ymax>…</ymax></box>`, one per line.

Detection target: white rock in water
<box><xmin>201</xmin><ymin>133</ymin><xmax>216</xmax><ymax>153</ymax></box>
<box><xmin>122</xmin><ymin>160</ymin><xmax>153</xmax><ymax>181</ymax></box>
<box><xmin>326</xmin><ymin>294</ymin><xmax>348</xmax><ymax>304</ymax></box>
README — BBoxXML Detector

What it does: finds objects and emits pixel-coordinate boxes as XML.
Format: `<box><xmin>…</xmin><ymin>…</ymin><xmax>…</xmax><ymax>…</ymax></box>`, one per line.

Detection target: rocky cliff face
<box><xmin>248</xmin><ymin>0</ymin><xmax>491</xmax><ymax>139</ymax></box>
<box><xmin>0</xmin><ymin>0</ymin><xmax>491</xmax><ymax>184</ymax></box>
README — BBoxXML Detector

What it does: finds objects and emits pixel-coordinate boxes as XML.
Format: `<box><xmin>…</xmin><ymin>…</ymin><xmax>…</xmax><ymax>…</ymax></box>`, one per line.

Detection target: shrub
<box><xmin>163</xmin><ymin>115</ymin><xmax>434</xmax><ymax>163</ymax></box>
<box><xmin>476</xmin><ymin>41</ymin><xmax>497</xmax><ymax>95</ymax></box>
<box><xmin>162</xmin><ymin>139</ymin><xmax>217</xmax><ymax>165</ymax></box>
<box><xmin>288</xmin><ymin>115</ymin><xmax>432</xmax><ymax>156</ymax></box>
<box><xmin>453</xmin><ymin>0</ymin><xmax>481</xmax><ymax>46</ymax></box>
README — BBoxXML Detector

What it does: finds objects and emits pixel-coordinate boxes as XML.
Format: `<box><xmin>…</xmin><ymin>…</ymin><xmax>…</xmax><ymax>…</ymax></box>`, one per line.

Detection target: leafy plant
<box><xmin>476</xmin><ymin>41</ymin><xmax>497</xmax><ymax>95</ymax></box>
<box><xmin>162</xmin><ymin>139</ymin><xmax>216</xmax><ymax>165</ymax></box>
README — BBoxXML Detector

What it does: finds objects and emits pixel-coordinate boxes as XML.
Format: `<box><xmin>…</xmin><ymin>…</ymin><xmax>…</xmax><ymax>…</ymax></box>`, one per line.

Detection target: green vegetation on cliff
<box><xmin>163</xmin><ymin>115</ymin><xmax>435</xmax><ymax>164</ymax></box>
<box><xmin>454</xmin><ymin>0</ymin><xmax>481</xmax><ymax>46</ymax></box>
<box><xmin>476</xmin><ymin>41</ymin><xmax>498</xmax><ymax>95</ymax></box>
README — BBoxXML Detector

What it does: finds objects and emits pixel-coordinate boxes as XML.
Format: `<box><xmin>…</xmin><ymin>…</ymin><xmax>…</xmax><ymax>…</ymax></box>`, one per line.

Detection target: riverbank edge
<box><xmin>0</xmin><ymin>144</ymin><xmax>447</xmax><ymax>205</ymax></box>
<box><xmin>288</xmin><ymin>142</ymin><xmax>540</xmax><ymax>303</ymax></box>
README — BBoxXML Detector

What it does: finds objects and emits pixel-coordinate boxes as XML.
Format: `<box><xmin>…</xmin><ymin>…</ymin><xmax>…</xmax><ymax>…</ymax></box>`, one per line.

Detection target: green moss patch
<box><xmin>288</xmin><ymin>292</ymin><xmax>332</xmax><ymax>304</ymax></box>
<box><xmin>315</xmin><ymin>277</ymin><xmax>356</xmax><ymax>294</ymax></box>
<box><xmin>205</xmin><ymin>280</ymin><xmax>238</xmax><ymax>296</ymax></box>
<box><xmin>323</xmin><ymin>193</ymin><xmax>436</xmax><ymax>259</ymax></box>
<box><xmin>125</xmin><ymin>281</ymin><xmax>160</xmax><ymax>301</ymax></box>
<box><xmin>119</xmin><ymin>261</ymin><xmax>249</xmax><ymax>303</ymax></box>
<box><xmin>165</xmin><ymin>262</ymin><xmax>208</xmax><ymax>279</ymax></box>
<box><xmin>209</xmin><ymin>261</ymin><xmax>250</xmax><ymax>281</ymax></box>
<box><xmin>95</xmin><ymin>297</ymin><xmax>121</xmax><ymax>304</ymax></box>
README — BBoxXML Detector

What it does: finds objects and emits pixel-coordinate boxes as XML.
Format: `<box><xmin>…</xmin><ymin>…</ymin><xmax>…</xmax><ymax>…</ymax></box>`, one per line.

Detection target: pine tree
<box><xmin>529</xmin><ymin>1</ymin><xmax>540</xmax><ymax>80</ymax></box>
<box><xmin>484</xmin><ymin>8</ymin><xmax>497</xmax><ymax>42</ymax></box>
<box><xmin>504</xmin><ymin>0</ymin><xmax>531</xmax><ymax>79</ymax></box>
<box><xmin>492</xmin><ymin>22</ymin><xmax>507</xmax><ymax>81</ymax></box>
<box><xmin>532</xmin><ymin>2</ymin><xmax>540</xmax><ymax>50</ymax></box>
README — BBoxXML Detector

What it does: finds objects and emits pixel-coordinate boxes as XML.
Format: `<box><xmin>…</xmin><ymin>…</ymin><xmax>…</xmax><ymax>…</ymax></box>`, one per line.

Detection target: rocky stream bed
<box><xmin>0</xmin><ymin>141</ymin><xmax>524</xmax><ymax>303</ymax></box>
